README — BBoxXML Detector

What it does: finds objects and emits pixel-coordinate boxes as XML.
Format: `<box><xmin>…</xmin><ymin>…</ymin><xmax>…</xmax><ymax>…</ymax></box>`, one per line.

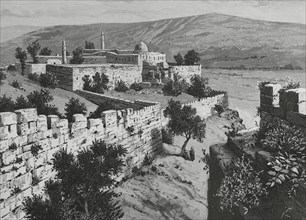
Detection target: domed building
<box><xmin>134</xmin><ymin>42</ymin><xmax>149</xmax><ymax>53</ymax></box>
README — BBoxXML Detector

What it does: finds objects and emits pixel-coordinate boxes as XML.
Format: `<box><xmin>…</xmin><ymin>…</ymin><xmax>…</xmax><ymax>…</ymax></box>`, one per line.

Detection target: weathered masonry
<box><xmin>0</xmin><ymin>95</ymin><xmax>162</xmax><ymax>219</ymax></box>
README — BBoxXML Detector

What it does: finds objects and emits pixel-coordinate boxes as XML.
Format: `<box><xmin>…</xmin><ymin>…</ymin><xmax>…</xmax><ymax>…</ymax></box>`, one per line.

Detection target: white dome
<box><xmin>134</xmin><ymin>41</ymin><xmax>148</xmax><ymax>53</ymax></box>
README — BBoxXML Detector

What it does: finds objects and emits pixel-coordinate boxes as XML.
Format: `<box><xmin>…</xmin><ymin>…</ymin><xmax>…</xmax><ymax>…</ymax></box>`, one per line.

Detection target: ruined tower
<box><xmin>62</xmin><ymin>41</ymin><xmax>67</xmax><ymax>64</ymax></box>
<box><xmin>100</xmin><ymin>30</ymin><xmax>105</xmax><ymax>50</ymax></box>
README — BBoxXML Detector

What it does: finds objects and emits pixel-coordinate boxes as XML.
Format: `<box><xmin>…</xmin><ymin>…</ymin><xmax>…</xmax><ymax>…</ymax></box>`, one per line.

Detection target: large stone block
<box><xmin>17</xmin><ymin>123</ymin><xmax>30</xmax><ymax>136</ymax></box>
<box><xmin>72</xmin><ymin>114</ymin><xmax>86</xmax><ymax>122</ymax></box>
<box><xmin>262</xmin><ymin>84</ymin><xmax>281</xmax><ymax>96</ymax></box>
<box><xmin>286</xmin><ymin>111</ymin><xmax>306</xmax><ymax>128</ymax></box>
<box><xmin>47</xmin><ymin>115</ymin><xmax>59</xmax><ymax>129</ymax></box>
<box><xmin>58</xmin><ymin>119</ymin><xmax>68</xmax><ymax>128</ymax></box>
<box><xmin>0</xmin><ymin>112</ymin><xmax>17</xmax><ymax>126</ymax></box>
<box><xmin>37</xmin><ymin>115</ymin><xmax>47</xmax><ymax>131</ymax></box>
<box><xmin>287</xmin><ymin>88</ymin><xmax>306</xmax><ymax>103</ymax></box>
<box><xmin>88</xmin><ymin>118</ymin><xmax>102</xmax><ymax>128</ymax></box>
<box><xmin>0</xmin><ymin>139</ymin><xmax>9</xmax><ymax>153</ymax></box>
<box><xmin>1</xmin><ymin>150</ymin><xmax>16</xmax><ymax>165</ymax></box>
<box><xmin>14</xmin><ymin>108</ymin><xmax>37</xmax><ymax>123</ymax></box>
<box><xmin>102</xmin><ymin>110</ymin><xmax>117</xmax><ymax>127</ymax></box>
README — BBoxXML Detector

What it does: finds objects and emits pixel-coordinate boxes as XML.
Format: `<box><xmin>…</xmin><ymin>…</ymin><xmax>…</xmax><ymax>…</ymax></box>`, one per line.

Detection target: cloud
<box><xmin>1</xmin><ymin>9</ymin><xmax>42</xmax><ymax>18</ymax></box>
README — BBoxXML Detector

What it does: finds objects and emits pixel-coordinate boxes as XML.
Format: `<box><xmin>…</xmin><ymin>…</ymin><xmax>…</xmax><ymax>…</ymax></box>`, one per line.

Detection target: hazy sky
<box><xmin>1</xmin><ymin>0</ymin><xmax>305</xmax><ymax>27</ymax></box>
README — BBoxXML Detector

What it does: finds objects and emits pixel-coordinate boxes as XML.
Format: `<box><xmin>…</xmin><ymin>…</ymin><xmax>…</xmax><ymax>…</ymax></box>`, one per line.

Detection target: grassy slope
<box><xmin>1</xmin><ymin>13</ymin><xmax>305</xmax><ymax>68</ymax></box>
<box><xmin>0</xmin><ymin>25</ymin><xmax>42</xmax><ymax>43</ymax></box>
<box><xmin>0</xmin><ymin>70</ymin><xmax>97</xmax><ymax>115</ymax></box>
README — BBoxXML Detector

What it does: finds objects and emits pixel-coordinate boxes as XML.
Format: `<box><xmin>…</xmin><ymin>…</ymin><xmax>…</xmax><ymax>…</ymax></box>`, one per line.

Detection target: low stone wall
<box><xmin>15</xmin><ymin>62</ymin><xmax>46</xmax><ymax>75</ymax></box>
<box><xmin>82</xmin><ymin>56</ymin><xmax>107</xmax><ymax>64</ymax></box>
<box><xmin>161</xmin><ymin>92</ymin><xmax>228</xmax><ymax>126</ymax></box>
<box><xmin>0</xmin><ymin>98</ymin><xmax>162</xmax><ymax>219</ymax></box>
<box><xmin>169</xmin><ymin>64</ymin><xmax>201</xmax><ymax>82</ymax></box>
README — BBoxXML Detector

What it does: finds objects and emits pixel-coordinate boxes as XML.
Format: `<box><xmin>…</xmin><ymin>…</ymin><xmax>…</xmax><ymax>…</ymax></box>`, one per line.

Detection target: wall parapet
<box><xmin>0</xmin><ymin>97</ymin><xmax>162</xmax><ymax>219</ymax></box>
<box><xmin>260</xmin><ymin>84</ymin><xmax>306</xmax><ymax>128</ymax></box>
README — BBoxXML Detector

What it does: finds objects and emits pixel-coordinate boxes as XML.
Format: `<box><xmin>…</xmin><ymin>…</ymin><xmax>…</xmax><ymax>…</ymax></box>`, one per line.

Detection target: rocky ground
<box><xmin>116</xmin><ymin>109</ymin><xmax>245</xmax><ymax>220</ymax></box>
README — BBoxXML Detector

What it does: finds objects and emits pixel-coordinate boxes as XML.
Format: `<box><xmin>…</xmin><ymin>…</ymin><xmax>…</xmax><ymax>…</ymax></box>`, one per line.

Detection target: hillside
<box><xmin>0</xmin><ymin>25</ymin><xmax>42</xmax><ymax>43</ymax></box>
<box><xmin>0</xmin><ymin>13</ymin><xmax>305</xmax><ymax>69</ymax></box>
<box><xmin>0</xmin><ymin>70</ymin><xmax>97</xmax><ymax>114</ymax></box>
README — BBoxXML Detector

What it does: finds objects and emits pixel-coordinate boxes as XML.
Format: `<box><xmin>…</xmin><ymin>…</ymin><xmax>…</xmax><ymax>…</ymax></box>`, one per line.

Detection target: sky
<box><xmin>1</xmin><ymin>0</ymin><xmax>305</xmax><ymax>27</ymax></box>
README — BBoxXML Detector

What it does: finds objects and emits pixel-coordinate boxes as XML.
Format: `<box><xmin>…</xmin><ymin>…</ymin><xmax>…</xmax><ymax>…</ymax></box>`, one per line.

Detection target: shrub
<box><xmin>28</xmin><ymin>72</ymin><xmax>40</xmax><ymax>82</ymax></box>
<box><xmin>39</xmin><ymin>47</ymin><xmax>52</xmax><ymax>56</ymax></box>
<box><xmin>23</xmin><ymin>140</ymin><xmax>126</xmax><ymax>219</ymax></box>
<box><xmin>162</xmin><ymin>79</ymin><xmax>182</xmax><ymax>96</ymax></box>
<box><xmin>188</xmin><ymin>75</ymin><xmax>212</xmax><ymax>100</ymax></box>
<box><xmin>126</xmin><ymin>126</ymin><xmax>134</xmax><ymax>134</ymax></box>
<box><xmin>11</xmin><ymin>187</ymin><xmax>22</xmax><ymax>195</ymax></box>
<box><xmin>142</xmin><ymin>154</ymin><xmax>152</xmax><ymax>166</ymax></box>
<box><xmin>115</xmin><ymin>80</ymin><xmax>129</xmax><ymax>92</ymax></box>
<box><xmin>70</xmin><ymin>47</ymin><xmax>84</xmax><ymax>64</ymax></box>
<box><xmin>130</xmin><ymin>82</ymin><xmax>143</xmax><ymax>91</ymax></box>
<box><xmin>15</xmin><ymin>95</ymin><xmax>32</xmax><ymax>110</ymax></box>
<box><xmin>16</xmin><ymin>157</ymin><xmax>23</xmax><ymax>164</ymax></box>
<box><xmin>214</xmin><ymin>104</ymin><xmax>224</xmax><ymax>116</ymax></box>
<box><xmin>11</xmin><ymin>80</ymin><xmax>22</xmax><ymax>89</ymax></box>
<box><xmin>83</xmin><ymin>72</ymin><xmax>109</xmax><ymax>94</ymax></box>
<box><xmin>31</xmin><ymin>144</ymin><xmax>43</xmax><ymax>157</ymax></box>
<box><xmin>9</xmin><ymin>143</ymin><xmax>18</xmax><ymax>151</ymax></box>
<box><xmin>39</xmin><ymin>72</ymin><xmax>58</xmax><ymax>88</ymax></box>
<box><xmin>257</xmin><ymin>80</ymin><xmax>276</xmax><ymax>91</ymax></box>
<box><xmin>161</xmin><ymin>128</ymin><xmax>174</xmax><ymax>144</ymax></box>
<box><xmin>0</xmin><ymin>95</ymin><xmax>15</xmax><ymax>112</ymax></box>
<box><xmin>216</xmin><ymin>155</ymin><xmax>268</xmax><ymax>214</ymax></box>
<box><xmin>280</xmin><ymin>77</ymin><xmax>300</xmax><ymax>91</ymax></box>
<box><xmin>0</xmin><ymin>71</ymin><xmax>6</xmax><ymax>85</ymax></box>
<box><xmin>82</xmin><ymin>75</ymin><xmax>93</xmax><ymax>91</ymax></box>
<box><xmin>64</xmin><ymin>97</ymin><xmax>87</xmax><ymax>122</ymax></box>
<box><xmin>7</xmin><ymin>64</ymin><xmax>16</xmax><ymax>71</ymax></box>
<box><xmin>262</xmin><ymin>123</ymin><xmax>306</xmax><ymax>195</ymax></box>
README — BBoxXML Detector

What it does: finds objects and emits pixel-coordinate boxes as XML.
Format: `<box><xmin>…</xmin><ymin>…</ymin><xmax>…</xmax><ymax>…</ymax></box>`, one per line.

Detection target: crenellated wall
<box><xmin>0</xmin><ymin>99</ymin><xmax>163</xmax><ymax>219</ymax></box>
<box><xmin>259</xmin><ymin>84</ymin><xmax>306</xmax><ymax>131</ymax></box>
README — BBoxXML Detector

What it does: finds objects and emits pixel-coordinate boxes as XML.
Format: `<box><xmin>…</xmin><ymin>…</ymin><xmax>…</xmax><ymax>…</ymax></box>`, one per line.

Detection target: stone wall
<box><xmin>0</xmin><ymin>97</ymin><xmax>162</xmax><ymax>219</ymax></box>
<box><xmin>47</xmin><ymin>64</ymin><xmax>142</xmax><ymax>91</ymax></box>
<box><xmin>161</xmin><ymin>93</ymin><xmax>228</xmax><ymax>126</ymax></box>
<box><xmin>15</xmin><ymin>63</ymin><xmax>46</xmax><ymax>75</ymax></box>
<box><xmin>259</xmin><ymin>84</ymin><xmax>306</xmax><ymax>130</ymax></box>
<box><xmin>106</xmin><ymin>52</ymin><xmax>141</xmax><ymax>66</ymax></box>
<box><xmin>83</xmin><ymin>56</ymin><xmax>107</xmax><ymax>64</ymax></box>
<box><xmin>169</xmin><ymin>64</ymin><xmax>201</xmax><ymax>82</ymax></box>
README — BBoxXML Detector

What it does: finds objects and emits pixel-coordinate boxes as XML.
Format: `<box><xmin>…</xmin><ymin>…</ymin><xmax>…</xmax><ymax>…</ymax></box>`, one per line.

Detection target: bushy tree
<box><xmin>130</xmin><ymin>82</ymin><xmax>143</xmax><ymax>91</ymax></box>
<box><xmin>14</xmin><ymin>95</ymin><xmax>31</xmax><ymax>110</ymax></box>
<box><xmin>23</xmin><ymin>140</ymin><xmax>126</xmax><ymax>220</ymax></box>
<box><xmin>188</xmin><ymin>75</ymin><xmax>211</xmax><ymax>100</ymax></box>
<box><xmin>174</xmin><ymin>53</ymin><xmax>184</xmax><ymax>65</ymax></box>
<box><xmin>82</xmin><ymin>73</ymin><xmax>109</xmax><ymax>94</ymax></box>
<box><xmin>184</xmin><ymin>49</ymin><xmax>200</xmax><ymax>65</ymax></box>
<box><xmin>64</xmin><ymin>97</ymin><xmax>87</xmax><ymax>122</ymax></box>
<box><xmin>39</xmin><ymin>72</ymin><xmax>58</xmax><ymax>89</ymax></box>
<box><xmin>82</xmin><ymin>75</ymin><xmax>93</xmax><ymax>91</ymax></box>
<box><xmin>27</xmin><ymin>40</ymin><xmax>41</xmax><ymax>63</ymax></box>
<box><xmin>27</xmin><ymin>89</ymin><xmax>61</xmax><ymax>116</ymax></box>
<box><xmin>161</xmin><ymin>128</ymin><xmax>174</xmax><ymax>145</ymax></box>
<box><xmin>70</xmin><ymin>47</ymin><xmax>84</xmax><ymax>64</ymax></box>
<box><xmin>162</xmin><ymin>79</ymin><xmax>183</xmax><ymax>96</ymax></box>
<box><xmin>85</xmin><ymin>41</ymin><xmax>95</xmax><ymax>49</ymax></box>
<box><xmin>0</xmin><ymin>71</ymin><xmax>6</xmax><ymax>86</ymax></box>
<box><xmin>0</xmin><ymin>95</ymin><xmax>15</xmax><ymax>112</ymax></box>
<box><xmin>217</xmin><ymin>156</ymin><xmax>267</xmax><ymax>214</ymax></box>
<box><xmin>164</xmin><ymin>99</ymin><xmax>206</xmax><ymax>157</ymax></box>
<box><xmin>15</xmin><ymin>47</ymin><xmax>27</xmax><ymax>75</ymax></box>
<box><xmin>39</xmin><ymin>47</ymin><xmax>52</xmax><ymax>56</ymax></box>
<box><xmin>114</xmin><ymin>80</ymin><xmax>129</xmax><ymax>92</ymax></box>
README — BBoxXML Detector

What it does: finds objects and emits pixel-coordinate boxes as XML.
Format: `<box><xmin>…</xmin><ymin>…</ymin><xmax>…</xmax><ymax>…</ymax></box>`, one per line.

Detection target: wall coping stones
<box><xmin>0</xmin><ymin>112</ymin><xmax>17</xmax><ymax>126</ymax></box>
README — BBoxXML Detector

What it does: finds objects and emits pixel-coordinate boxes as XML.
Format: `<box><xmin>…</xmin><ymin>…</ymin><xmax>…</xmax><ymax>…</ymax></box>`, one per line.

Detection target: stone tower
<box><xmin>62</xmin><ymin>41</ymin><xmax>67</xmax><ymax>64</ymax></box>
<box><xmin>101</xmin><ymin>30</ymin><xmax>105</xmax><ymax>50</ymax></box>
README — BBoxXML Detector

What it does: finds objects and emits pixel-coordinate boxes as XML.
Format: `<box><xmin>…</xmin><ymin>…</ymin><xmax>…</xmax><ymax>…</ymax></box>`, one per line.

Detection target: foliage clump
<box><xmin>64</xmin><ymin>97</ymin><xmax>87</xmax><ymax>122</ymax></box>
<box><xmin>187</xmin><ymin>75</ymin><xmax>212</xmax><ymax>100</ymax></box>
<box><xmin>115</xmin><ymin>80</ymin><xmax>129</xmax><ymax>92</ymax></box>
<box><xmin>70</xmin><ymin>47</ymin><xmax>84</xmax><ymax>64</ymax></box>
<box><xmin>162</xmin><ymin>79</ymin><xmax>183</xmax><ymax>96</ymax></box>
<box><xmin>161</xmin><ymin>128</ymin><xmax>174</xmax><ymax>145</ymax></box>
<box><xmin>39</xmin><ymin>47</ymin><xmax>52</xmax><ymax>56</ymax></box>
<box><xmin>0</xmin><ymin>71</ymin><xmax>6</xmax><ymax>86</ymax></box>
<box><xmin>217</xmin><ymin>156</ymin><xmax>268</xmax><ymax>214</ymax></box>
<box><xmin>130</xmin><ymin>82</ymin><xmax>143</xmax><ymax>91</ymax></box>
<box><xmin>39</xmin><ymin>72</ymin><xmax>59</xmax><ymax>89</ymax></box>
<box><xmin>31</xmin><ymin>144</ymin><xmax>43</xmax><ymax>157</ymax></box>
<box><xmin>82</xmin><ymin>72</ymin><xmax>109</xmax><ymax>94</ymax></box>
<box><xmin>27</xmin><ymin>40</ymin><xmax>41</xmax><ymax>63</ymax></box>
<box><xmin>23</xmin><ymin>140</ymin><xmax>126</xmax><ymax>220</ymax></box>
<box><xmin>261</xmin><ymin>123</ymin><xmax>306</xmax><ymax>195</ymax></box>
<box><xmin>11</xmin><ymin>80</ymin><xmax>22</xmax><ymax>89</ymax></box>
<box><xmin>164</xmin><ymin>99</ymin><xmax>205</xmax><ymax>157</ymax></box>
<box><xmin>15</xmin><ymin>47</ymin><xmax>27</xmax><ymax>75</ymax></box>
<box><xmin>85</xmin><ymin>41</ymin><xmax>95</xmax><ymax>49</ymax></box>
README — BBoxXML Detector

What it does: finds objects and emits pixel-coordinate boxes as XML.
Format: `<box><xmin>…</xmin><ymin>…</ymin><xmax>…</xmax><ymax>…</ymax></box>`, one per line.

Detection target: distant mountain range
<box><xmin>1</xmin><ymin>13</ymin><xmax>305</xmax><ymax>69</ymax></box>
<box><xmin>0</xmin><ymin>25</ymin><xmax>42</xmax><ymax>43</ymax></box>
